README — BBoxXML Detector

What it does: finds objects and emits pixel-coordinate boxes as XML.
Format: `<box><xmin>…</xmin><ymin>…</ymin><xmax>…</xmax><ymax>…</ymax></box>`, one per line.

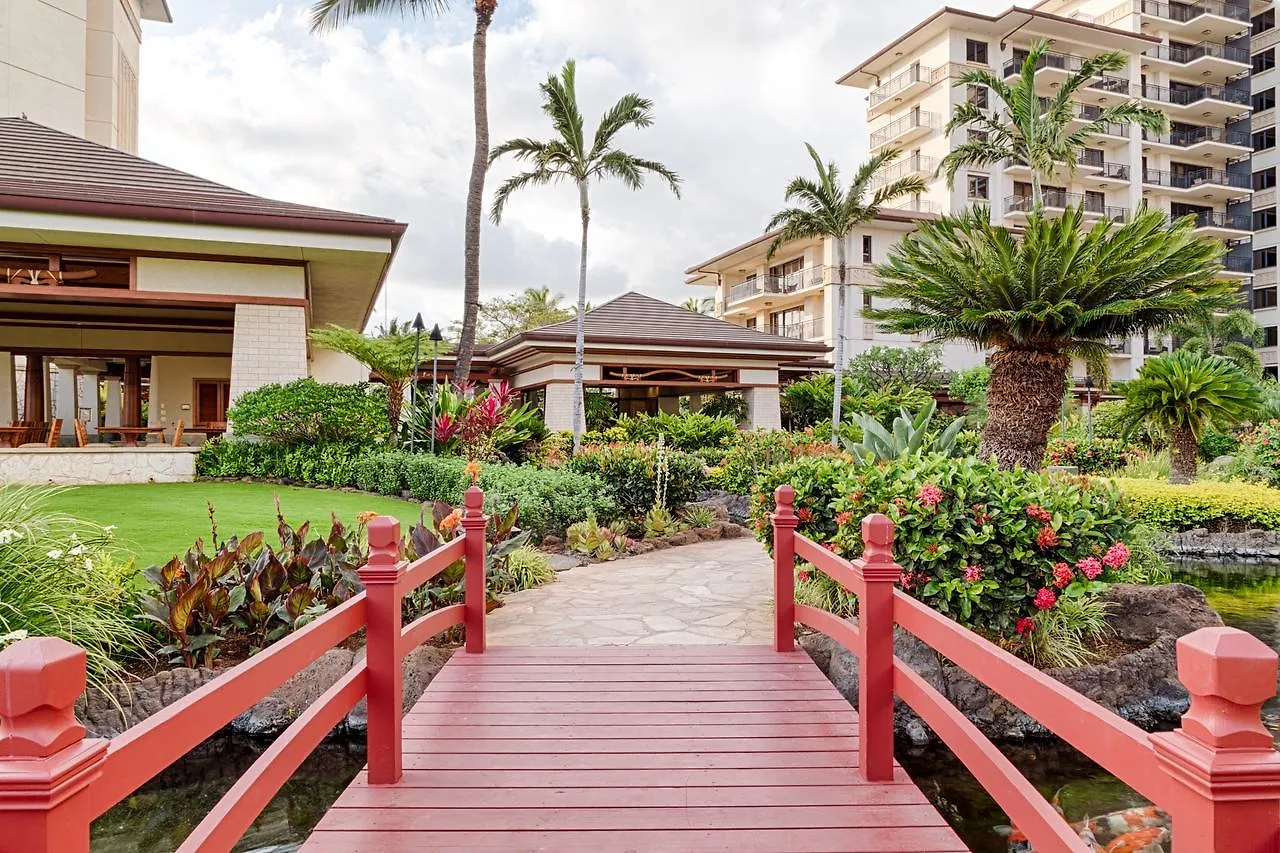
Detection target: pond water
<box><xmin>91</xmin><ymin>563</ymin><xmax>1280</xmax><ymax>853</ymax></box>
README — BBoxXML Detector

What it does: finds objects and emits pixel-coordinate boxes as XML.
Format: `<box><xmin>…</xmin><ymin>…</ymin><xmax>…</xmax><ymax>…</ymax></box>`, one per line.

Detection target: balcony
<box><xmin>726</xmin><ymin>267</ymin><xmax>826</xmax><ymax>306</ymax></box>
<box><xmin>768</xmin><ymin>317</ymin><xmax>825</xmax><ymax>342</ymax></box>
<box><xmin>1189</xmin><ymin>210</ymin><xmax>1252</xmax><ymax>238</ymax></box>
<box><xmin>1003</xmin><ymin>152</ymin><xmax>1121</xmax><ymax>183</ymax></box>
<box><xmin>1221</xmin><ymin>255</ymin><xmax>1253</xmax><ymax>277</ymax></box>
<box><xmin>1105</xmin><ymin>337</ymin><xmax>1133</xmax><ymax>355</ymax></box>
<box><xmin>1142</xmin><ymin>167</ymin><xmax>1252</xmax><ymax>202</ymax></box>
<box><xmin>1142</xmin><ymin>39</ymin><xmax>1249</xmax><ymax>80</ymax></box>
<box><xmin>885</xmin><ymin>196</ymin><xmax>941</xmax><ymax>214</ymax></box>
<box><xmin>1139</xmin><ymin>82</ymin><xmax>1249</xmax><ymax>121</ymax></box>
<box><xmin>868</xmin><ymin>65</ymin><xmax>942</xmax><ymax>118</ymax></box>
<box><xmin>1004</xmin><ymin>193</ymin><xmax>1128</xmax><ymax>223</ymax></box>
<box><xmin>871</xmin><ymin>154</ymin><xmax>939</xmax><ymax>189</ymax></box>
<box><xmin>1142</xmin><ymin>124</ymin><xmax>1251</xmax><ymax>159</ymax></box>
<box><xmin>869</xmin><ymin>111</ymin><xmax>942</xmax><ymax>151</ymax></box>
<box><xmin>1003</xmin><ymin>50</ymin><xmax>1084</xmax><ymax>80</ymax></box>
<box><xmin>1136</xmin><ymin>1</ymin><xmax>1251</xmax><ymax>41</ymax></box>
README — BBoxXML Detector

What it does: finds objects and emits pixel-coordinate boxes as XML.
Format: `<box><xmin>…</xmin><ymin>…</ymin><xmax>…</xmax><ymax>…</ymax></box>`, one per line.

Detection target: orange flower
<box><xmin>465</xmin><ymin>460</ymin><xmax>482</xmax><ymax>484</ymax></box>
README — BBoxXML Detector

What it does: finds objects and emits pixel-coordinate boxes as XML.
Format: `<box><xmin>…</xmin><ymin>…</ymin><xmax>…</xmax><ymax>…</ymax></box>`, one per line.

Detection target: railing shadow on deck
<box><xmin>770</xmin><ymin>485</ymin><xmax>1280</xmax><ymax>853</ymax></box>
<box><xmin>0</xmin><ymin>486</ymin><xmax>490</xmax><ymax>853</ymax></box>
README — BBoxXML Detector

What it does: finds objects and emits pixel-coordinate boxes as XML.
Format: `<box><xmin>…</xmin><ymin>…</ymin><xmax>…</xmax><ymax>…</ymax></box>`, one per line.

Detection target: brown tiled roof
<box><xmin>489</xmin><ymin>291</ymin><xmax>828</xmax><ymax>354</ymax></box>
<box><xmin>0</xmin><ymin>118</ymin><xmax>405</xmax><ymax>237</ymax></box>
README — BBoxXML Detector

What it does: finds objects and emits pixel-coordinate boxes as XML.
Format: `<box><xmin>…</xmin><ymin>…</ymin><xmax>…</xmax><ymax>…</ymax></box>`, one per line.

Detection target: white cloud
<box><xmin>142</xmin><ymin>0</ymin><xmax>1005</xmax><ymax>330</ymax></box>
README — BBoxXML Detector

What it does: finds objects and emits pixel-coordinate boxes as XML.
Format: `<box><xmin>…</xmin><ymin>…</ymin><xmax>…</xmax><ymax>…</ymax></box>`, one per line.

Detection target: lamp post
<box><xmin>411</xmin><ymin>313</ymin><xmax>425</xmax><ymax>450</ymax></box>
<box><xmin>429</xmin><ymin>323</ymin><xmax>444</xmax><ymax>454</ymax></box>
<box><xmin>1084</xmin><ymin>375</ymin><xmax>1095</xmax><ymax>443</ymax></box>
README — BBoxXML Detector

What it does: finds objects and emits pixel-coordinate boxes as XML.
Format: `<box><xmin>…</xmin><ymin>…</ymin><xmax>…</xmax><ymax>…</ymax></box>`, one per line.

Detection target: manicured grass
<box><xmin>44</xmin><ymin>482</ymin><xmax>419</xmax><ymax>568</ymax></box>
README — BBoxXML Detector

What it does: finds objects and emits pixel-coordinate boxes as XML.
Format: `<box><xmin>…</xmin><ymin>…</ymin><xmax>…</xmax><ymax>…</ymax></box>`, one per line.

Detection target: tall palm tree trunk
<box><xmin>829</xmin><ymin>239</ymin><xmax>847</xmax><ymax>446</ymax></box>
<box><xmin>1168</xmin><ymin>425</ymin><xmax>1199</xmax><ymax>484</ymax></box>
<box><xmin>1030</xmin><ymin>172</ymin><xmax>1043</xmax><ymax>212</ymax></box>
<box><xmin>978</xmin><ymin>348</ymin><xmax>1068</xmax><ymax>470</ymax></box>
<box><xmin>453</xmin><ymin>6</ymin><xmax>494</xmax><ymax>385</ymax></box>
<box><xmin>571</xmin><ymin>179</ymin><xmax>590</xmax><ymax>453</ymax></box>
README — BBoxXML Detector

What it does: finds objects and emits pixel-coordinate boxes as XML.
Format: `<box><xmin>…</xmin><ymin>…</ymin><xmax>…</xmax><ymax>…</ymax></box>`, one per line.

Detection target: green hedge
<box><xmin>195</xmin><ymin>439</ymin><xmax>367</xmax><ymax>487</ymax></box>
<box><xmin>581</xmin><ymin>411</ymin><xmax>738</xmax><ymax>452</ymax></box>
<box><xmin>1112</xmin><ymin>478</ymin><xmax>1280</xmax><ymax>531</ymax></box>
<box><xmin>568</xmin><ymin>442</ymin><xmax>705</xmax><ymax>516</ymax></box>
<box><xmin>227</xmin><ymin>379</ymin><xmax>389</xmax><ymax>443</ymax></box>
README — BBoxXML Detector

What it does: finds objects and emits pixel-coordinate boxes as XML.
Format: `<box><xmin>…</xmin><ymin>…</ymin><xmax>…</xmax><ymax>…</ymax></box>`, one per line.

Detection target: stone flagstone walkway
<box><xmin>486</xmin><ymin>538</ymin><xmax>774</xmax><ymax>646</ymax></box>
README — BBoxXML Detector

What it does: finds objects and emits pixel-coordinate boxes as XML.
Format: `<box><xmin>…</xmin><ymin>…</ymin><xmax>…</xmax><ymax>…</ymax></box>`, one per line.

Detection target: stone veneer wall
<box><xmin>0</xmin><ymin>447</ymin><xmax>197</xmax><ymax>485</ymax></box>
<box><xmin>228</xmin><ymin>303</ymin><xmax>309</xmax><ymax>404</ymax></box>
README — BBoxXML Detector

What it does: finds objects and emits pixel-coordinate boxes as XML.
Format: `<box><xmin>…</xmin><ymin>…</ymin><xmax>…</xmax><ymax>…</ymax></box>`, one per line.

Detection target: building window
<box><xmin>965</xmin><ymin>39</ymin><xmax>988</xmax><ymax>64</ymax></box>
<box><xmin>1255</xmin><ymin>48</ymin><xmax>1276</xmax><ymax>74</ymax></box>
<box><xmin>745</xmin><ymin>317</ymin><xmax>757</xmax><ymax>330</ymax></box>
<box><xmin>1256</xmin><ymin>167</ymin><xmax>1278</xmax><ymax>190</ymax></box>
<box><xmin>967</xmin><ymin>174</ymin><xmax>989</xmax><ymax>200</ymax></box>
<box><xmin>1255</xmin><ymin>128</ymin><xmax>1276</xmax><ymax>152</ymax></box>
<box><xmin>1256</xmin><ymin>286</ymin><xmax>1279</xmax><ymax>309</ymax></box>
<box><xmin>966</xmin><ymin>84</ymin><xmax>988</xmax><ymax>108</ymax></box>
<box><xmin>1267</xmin><ymin>326</ymin><xmax>1279</xmax><ymax>348</ymax></box>
<box><xmin>1256</xmin><ymin>89</ymin><xmax>1277</xmax><ymax>112</ymax></box>
<box><xmin>968</xmin><ymin>129</ymin><xmax>988</xmax><ymax>144</ymax></box>
<box><xmin>1255</xmin><ymin>8</ymin><xmax>1275</xmax><ymax>35</ymax></box>
<box><xmin>1256</xmin><ymin>247</ymin><xmax>1278</xmax><ymax>269</ymax></box>
<box><xmin>863</xmin><ymin>290</ymin><xmax>873</xmax><ymax>309</ymax></box>
<box><xmin>1257</xmin><ymin>207</ymin><xmax>1278</xmax><ymax>230</ymax></box>
<box><xmin>1267</xmin><ymin>366</ymin><xmax>1279</xmax><ymax>379</ymax></box>
<box><xmin>862</xmin><ymin>235</ymin><xmax>872</xmax><ymax>264</ymax></box>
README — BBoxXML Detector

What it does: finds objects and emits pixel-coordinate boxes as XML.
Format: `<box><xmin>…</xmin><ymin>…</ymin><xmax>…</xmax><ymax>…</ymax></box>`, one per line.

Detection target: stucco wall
<box><xmin>1</xmin><ymin>0</ymin><xmax>89</xmax><ymax>138</ymax></box>
<box><xmin>310</xmin><ymin>349</ymin><xmax>368</xmax><ymax>385</ymax></box>
<box><xmin>148</xmin><ymin>355</ymin><xmax>231</xmax><ymax>431</ymax></box>
<box><xmin>135</xmin><ymin>257</ymin><xmax>307</xmax><ymax>299</ymax></box>
<box><xmin>0</xmin><ymin>446</ymin><xmax>196</xmax><ymax>485</ymax></box>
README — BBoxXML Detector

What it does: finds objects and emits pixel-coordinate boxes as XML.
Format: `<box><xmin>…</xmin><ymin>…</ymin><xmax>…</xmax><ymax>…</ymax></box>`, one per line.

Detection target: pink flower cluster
<box><xmin>1033</xmin><ymin>588</ymin><xmax>1057</xmax><ymax>610</ymax></box>
<box><xmin>1052</xmin><ymin>562</ymin><xmax>1074</xmax><ymax>588</ymax></box>
<box><xmin>899</xmin><ymin>571</ymin><xmax>927</xmax><ymax>590</ymax></box>
<box><xmin>963</xmin><ymin>565</ymin><xmax>983</xmax><ymax>583</ymax></box>
<box><xmin>1025</xmin><ymin>504</ymin><xmax>1052</xmax><ymax>523</ymax></box>
<box><xmin>1015</xmin><ymin>617</ymin><xmax>1036</xmax><ymax>635</ymax></box>
<box><xmin>1078</xmin><ymin>556</ymin><xmax>1103</xmax><ymax>580</ymax></box>
<box><xmin>1103</xmin><ymin>542</ymin><xmax>1131</xmax><ymax>568</ymax></box>
<box><xmin>835</xmin><ymin>510</ymin><xmax>854</xmax><ymax>526</ymax></box>
<box><xmin>1036</xmin><ymin>525</ymin><xmax>1059</xmax><ymax>549</ymax></box>
<box><xmin>917</xmin><ymin>483</ymin><xmax>944</xmax><ymax>507</ymax></box>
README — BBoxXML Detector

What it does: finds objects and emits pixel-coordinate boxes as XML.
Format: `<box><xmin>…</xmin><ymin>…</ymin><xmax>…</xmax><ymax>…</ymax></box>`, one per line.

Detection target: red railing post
<box><xmin>1150</xmin><ymin>627</ymin><xmax>1280</xmax><ymax>853</ymax></box>
<box><xmin>359</xmin><ymin>515</ymin><xmax>404</xmax><ymax>785</ymax></box>
<box><xmin>462</xmin><ymin>485</ymin><xmax>487</xmax><ymax>654</ymax></box>
<box><xmin>857</xmin><ymin>513</ymin><xmax>898</xmax><ymax>783</ymax></box>
<box><xmin>0</xmin><ymin>637</ymin><xmax>108</xmax><ymax>853</ymax></box>
<box><xmin>772</xmin><ymin>485</ymin><xmax>797</xmax><ymax>653</ymax></box>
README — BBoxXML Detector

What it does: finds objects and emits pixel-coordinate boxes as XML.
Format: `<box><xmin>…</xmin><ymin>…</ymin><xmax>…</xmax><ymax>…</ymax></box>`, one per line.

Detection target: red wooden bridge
<box><xmin>1</xmin><ymin>485</ymin><xmax>1278</xmax><ymax>853</ymax></box>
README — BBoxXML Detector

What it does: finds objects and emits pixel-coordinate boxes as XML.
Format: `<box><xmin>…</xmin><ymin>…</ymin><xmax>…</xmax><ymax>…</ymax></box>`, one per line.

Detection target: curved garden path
<box><xmin>486</xmin><ymin>538</ymin><xmax>774</xmax><ymax>646</ymax></box>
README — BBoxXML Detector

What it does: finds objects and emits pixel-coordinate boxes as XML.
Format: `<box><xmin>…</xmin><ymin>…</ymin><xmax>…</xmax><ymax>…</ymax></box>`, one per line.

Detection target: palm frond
<box><xmin>489</xmin><ymin>168</ymin><xmax>557</xmax><ymax>224</ymax></box>
<box><xmin>591</xmin><ymin>93</ymin><xmax>655</xmax><ymax>159</ymax></box>
<box><xmin>308</xmin><ymin>0</ymin><xmax>449</xmax><ymax>31</ymax></box>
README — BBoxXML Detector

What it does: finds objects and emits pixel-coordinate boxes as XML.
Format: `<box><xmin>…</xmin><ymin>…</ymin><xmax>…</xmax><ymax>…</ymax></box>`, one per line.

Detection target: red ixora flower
<box><xmin>1078</xmin><ymin>556</ymin><xmax>1104</xmax><ymax>580</ymax></box>
<box><xmin>899</xmin><ymin>571</ymin><xmax>919</xmax><ymax>590</ymax></box>
<box><xmin>924</xmin><ymin>543</ymin><xmax>940</xmax><ymax>555</ymax></box>
<box><xmin>1025</xmin><ymin>504</ymin><xmax>1052</xmax><ymax>523</ymax></box>
<box><xmin>835</xmin><ymin>510</ymin><xmax>854</xmax><ymax>526</ymax></box>
<box><xmin>963</xmin><ymin>565</ymin><xmax>983</xmax><ymax>583</ymax></box>
<box><xmin>797</xmin><ymin>570</ymin><xmax>810</xmax><ymax>582</ymax></box>
<box><xmin>1052</xmin><ymin>562</ymin><xmax>1074</xmax><ymax>589</ymax></box>
<box><xmin>821</xmin><ymin>542</ymin><xmax>837</xmax><ymax>553</ymax></box>
<box><xmin>1015</xmin><ymin>617</ymin><xmax>1036</xmax><ymax>635</ymax></box>
<box><xmin>796</xmin><ymin>507</ymin><xmax>813</xmax><ymax>522</ymax></box>
<box><xmin>917</xmin><ymin>483</ymin><xmax>944</xmax><ymax>507</ymax></box>
<box><xmin>1033</xmin><ymin>588</ymin><xmax>1057</xmax><ymax>610</ymax></box>
<box><xmin>1035</xmin><ymin>525</ymin><xmax>1059</xmax><ymax>549</ymax></box>
<box><xmin>1103</xmin><ymin>542</ymin><xmax>1131</xmax><ymax>569</ymax></box>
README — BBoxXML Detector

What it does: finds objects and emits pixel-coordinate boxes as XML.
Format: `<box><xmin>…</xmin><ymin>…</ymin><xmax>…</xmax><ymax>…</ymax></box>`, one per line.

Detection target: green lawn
<box><xmin>45</xmin><ymin>483</ymin><xmax>419</xmax><ymax>568</ymax></box>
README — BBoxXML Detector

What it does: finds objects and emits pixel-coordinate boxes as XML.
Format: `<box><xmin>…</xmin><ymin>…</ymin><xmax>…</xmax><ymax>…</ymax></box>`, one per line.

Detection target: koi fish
<box><xmin>999</xmin><ymin>803</ymin><xmax>1170</xmax><ymax>852</ymax></box>
<box><xmin>1104</xmin><ymin>827</ymin><xmax>1169</xmax><ymax>853</ymax></box>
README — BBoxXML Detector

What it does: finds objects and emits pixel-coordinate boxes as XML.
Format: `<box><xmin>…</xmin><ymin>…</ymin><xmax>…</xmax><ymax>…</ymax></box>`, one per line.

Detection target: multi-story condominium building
<box><xmin>689</xmin><ymin>2</ymin><xmax>1260</xmax><ymax>381</ymax></box>
<box><xmin>1251</xmin><ymin>0</ymin><xmax>1280</xmax><ymax>376</ymax></box>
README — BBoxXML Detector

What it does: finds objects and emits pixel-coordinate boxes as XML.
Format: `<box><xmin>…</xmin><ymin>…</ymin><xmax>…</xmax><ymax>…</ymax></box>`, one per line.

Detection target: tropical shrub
<box><xmin>795</xmin><ymin>562</ymin><xmax>857</xmax><ymax>618</ymax></box>
<box><xmin>584</xmin><ymin>390</ymin><xmax>618</xmax><ymax>431</ymax></box>
<box><xmin>497</xmin><ymin>546</ymin><xmax>555</xmax><ymax>593</ymax></box>
<box><xmin>226</xmin><ymin>379</ymin><xmax>389</xmax><ymax>443</ymax></box>
<box><xmin>949</xmin><ymin>364</ymin><xmax>990</xmax><ymax>405</ymax></box>
<box><xmin>354</xmin><ymin>451</ymin><xmax>408</xmax><ymax>496</ymax></box>
<box><xmin>196</xmin><ymin>440</ymin><xmax>367</xmax><ymax>487</ymax></box>
<box><xmin>0</xmin><ymin>486</ymin><xmax>151</xmax><ymax>688</ymax></box>
<box><xmin>566</xmin><ymin>514</ymin><xmax>631</xmax><ymax>560</ymax></box>
<box><xmin>702</xmin><ymin>431</ymin><xmax>846</xmax><ymax>494</ymax></box>
<box><xmin>1199</xmin><ymin>428</ymin><xmax>1241</xmax><ymax>461</ymax></box>
<box><xmin>698</xmin><ymin>392</ymin><xmax>748</xmax><ymax>423</ymax></box>
<box><xmin>426</xmin><ymin>381</ymin><xmax>546</xmax><ymax>460</ymax></box>
<box><xmin>1043</xmin><ymin>438</ymin><xmax>1133</xmax><ymax>474</ymax></box>
<box><xmin>1223</xmin><ymin>420</ymin><xmax>1280</xmax><ymax>487</ymax></box>
<box><xmin>846</xmin><ymin>344</ymin><xmax>944</xmax><ymax>391</ymax></box>
<box><xmin>782</xmin><ymin>374</ymin><xmax>851</xmax><ymax>430</ymax></box>
<box><xmin>1112</xmin><ymin>478</ymin><xmax>1280</xmax><ymax>531</ymax></box>
<box><xmin>850</xmin><ymin>385</ymin><xmax>935</xmax><ymax>429</ymax></box>
<box><xmin>477</xmin><ymin>464</ymin><xmax>616</xmax><ymax>540</ymax></box>
<box><xmin>752</xmin><ymin>455</ymin><xmax>1140</xmax><ymax>636</ymax></box>
<box><xmin>593</xmin><ymin>411</ymin><xmax>738</xmax><ymax>452</ymax></box>
<box><xmin>568</xmin><ymin>442</ymin><xmax>705</xmax><ymax>516</ymax></box>
<box><xmin>843</xmin><ymin>401</ymin><xmax>967</xmax><ymax>463</ymax></box>
<box><xmin>404</xmin><ymin>455</ymin><xmax>469</xmax><ymax>503</ymax></box>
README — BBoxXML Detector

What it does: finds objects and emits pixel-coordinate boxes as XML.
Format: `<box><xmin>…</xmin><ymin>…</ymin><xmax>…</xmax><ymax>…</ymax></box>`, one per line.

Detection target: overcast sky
<box><xmin>140</xmin><ymin>0</ymin><xmax>1004</xmax><ymax>331</ymax></box>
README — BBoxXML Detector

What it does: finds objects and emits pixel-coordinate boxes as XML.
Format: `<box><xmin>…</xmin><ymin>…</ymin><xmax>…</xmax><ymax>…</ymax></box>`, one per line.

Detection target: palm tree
<box><xmin>1120</xmin><ymin>350</ymin><xmax>1261</xmax><ymax>483</ymax></box>
<box><xmin>490</xmin><ymin>60</ymin><xmax>681</xmax><ymax>452</ymax></box>
<box><xmin>940</xmin><ymin>39</ymin><xmax>1167</xmax><ymax>209</ymax></box>
<box><xmin>310</xmin><ymin>324</ymin><xmax>420</xmax><ymax>441</ymax></box>
<box><xmin>1168</xmin><ymin>309</ymin><xmax>1265</xmax><ymax>379</ymax></box>
<box><xmin>309</xmin><ymin>0</ymin><xmax>497</xmax><ymax>386</ymax></box>
<box><xmin>867</xmin><ymin>206</ymin><xmax>1237</xmax><ymax>470</ymax></box>
<box><xmin>682</xmin><ymin>297</ymin><xmax>712</xmax><ymax>314</ymax></box>
<box><xmin>765</xmin><ymin>144</ymin><xmax>927</xmax><ymax>445</ymax></box>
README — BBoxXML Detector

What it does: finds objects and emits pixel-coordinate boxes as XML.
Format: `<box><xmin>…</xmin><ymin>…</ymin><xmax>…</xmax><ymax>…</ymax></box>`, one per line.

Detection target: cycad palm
<box><xmin>765</xmin><ymin>144</ymin><xmax>926</xmax><ymax>444</ymax></box>
<box><xmin>490</xmin><ymin>60</ymin><xmax>681</xmax><ymax>452</ymax></box>
<box><xmin>1121</xmin><ymin>350</ymin><xmax>1261</xmax><ymax>483</ymax></box>
<box><xmin>867</xmin><ymin>206</ymin><xmax>1236</xmax><ymax>469</ymax></box>
<box><xmin>310</xmin><ymin>0</ymin><xmax>497</xmax><ymax>385</ymax></box>
<box><xmin>1168</xmin><ymin>309</ymin><xmax>1265</xmax><ymax>379</ymax></box>
<box><xmin>940</xmin><ymin>39</ymin><xmax>1167</xmax><ymax>208</ymax></box>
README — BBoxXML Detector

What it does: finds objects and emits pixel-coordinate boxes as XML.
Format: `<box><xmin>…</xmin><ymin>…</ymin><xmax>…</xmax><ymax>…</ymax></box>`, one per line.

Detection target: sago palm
<box><xmin>310</xmin><ymin>0</ymin><xmax>497</xmax><ymax>385</ymax></box>
<box><xmin>867</xmin><ymin>205</ymin><xmax>1237</xmax><ymax>470</ymax></box>
<box><xmin>940</xmin><ymin>39</ymin><xmax>1167</xmax><ymax>208</ymax></box>
<box><xmin>1120</xmin><ymin>350</ymin><xmax>1261</xmax><ymax>484</ymax></box>
<box><xmin>490</xmin><ymin>59</ymin><xmax>681</xmax><ymax>452</ymax></box>
<box><xmin>1168</xmin><ymin>309</ymin><xmax>1265</xmax><ymax>379</ymax></box>
<box><xmin>765</xmin><ymin>144</ymin><xmax>926</xmax><ymax>445</ymax></box>
<box><xmin>310</xmin><ymin>324</ymin><xmax>420</xmax><ymax>440</ymax></box>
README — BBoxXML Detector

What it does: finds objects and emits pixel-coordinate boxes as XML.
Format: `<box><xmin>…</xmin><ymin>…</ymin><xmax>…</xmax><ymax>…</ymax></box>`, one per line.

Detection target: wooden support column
<box><xmin>359</xmin><ymin>516</ymin><xmax>404</xmax><ymax>785</ymax></box>
<box><xmin>23</xmin><ymin>354</ymin><xmax>45</xmax><ymax>422</ymax></box>
<box><xmin>122</xmin><ymin>356</ymin><xmax>141</xmax><ymax>428</ymax></box>
<box><xmin>857</xmin><ymin>513</ymin><xmax>899</xmax><ymax>783</ymax></box>
<box><xmin>772</xmin><ymin>485</ymin><xmax>797</xmax><ymax>653</ymax></box>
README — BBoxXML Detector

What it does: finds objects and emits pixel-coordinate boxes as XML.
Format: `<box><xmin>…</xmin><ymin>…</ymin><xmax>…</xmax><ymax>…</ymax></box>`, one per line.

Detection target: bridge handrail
<box><xmin>0</xmin><ymin>485</ymin><xmax>489</xmax><ymax>853</ymax></box>
<box><xmin>771</xmin><ymin>484</ymin><xmax>1280</xmax><ymax>853</ymax></box>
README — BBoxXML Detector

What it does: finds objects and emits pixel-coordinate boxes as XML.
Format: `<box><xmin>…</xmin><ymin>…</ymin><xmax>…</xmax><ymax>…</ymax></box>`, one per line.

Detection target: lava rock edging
<box><xmin>800</xmin><ymin>583</ymin><xmax>1222</xmax><ymax>744</ymax></box>
<box><xmin>1168</xmin><ymin>528</ymin><xmax>1280</xmax><ymax>561</ymax></box>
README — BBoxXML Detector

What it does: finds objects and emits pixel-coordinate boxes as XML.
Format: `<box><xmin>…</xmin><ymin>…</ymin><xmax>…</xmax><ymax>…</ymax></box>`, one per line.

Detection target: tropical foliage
<box><xmin>842</xmin><ymin>401</ymin><xmax>967</xmax><ymax>463</ymax></box>
<box><xmin>490</xmin><ymin>59</ymin><xmax>681</xmax><ymax>452</ymax></box>
<box><xmin>868</xmin><ymin>206</ymin><xmax>1236</xmax><ymax>470</ymax></box>
<box><xmin>227</xmin><ymin>379</ymin><xmax>389</xmax><ymax>443</ymax></box>
<box><xmin>1113</xmin><ymin>477</ymin><xmax>1280</xmax><ymax>532</ymax></box>
<box><xmin>582</xmin><ymin>411</ymin><xmax>738</xmax><ymax>452</ymax></box>
<box><xmin>568</xmin><ymin>442</ymin><xmax>704</xmax><ymax>517</ymax></box>
<box><xmin>1168</xmin><ymin>309</ymin><xmax>1265</xmax><ymax>379</ymax></box>
<box><xmin>765</xmin><ymin>145</ymin><xmax>927</xmax><ymax>442</ymax></box>
<box><xmin>421</xmin><ymin>380</ymin><xmax>546</xmax><ymax>460</ymax></box>
<box><xmin>309</xmin><ymin>324</ymin><xmax>422</xmax><ymax>438</ymax></box>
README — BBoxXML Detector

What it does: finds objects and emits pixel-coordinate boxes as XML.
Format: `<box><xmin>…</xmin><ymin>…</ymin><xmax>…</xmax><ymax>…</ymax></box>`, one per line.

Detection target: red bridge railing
<box><xmin>0</xmin><ymin>486</ymin><xmax>489</xmax><ymax>853</ymax></box>
<box><xmin>772</xmin><ymin>485</ymin><xmax>1280</xmax><ymax>853</ymax></box>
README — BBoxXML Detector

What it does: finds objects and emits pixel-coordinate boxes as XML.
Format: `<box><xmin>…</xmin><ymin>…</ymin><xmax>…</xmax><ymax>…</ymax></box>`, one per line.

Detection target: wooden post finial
<box><xmin>0</xmin><ymin>637</ymin><xmax>87</xmax><ymax>758</ymax></box>
<box><xmin>773</xmin><ymin>485</ymin><xmax>797</xmax><ymax>528</ymax></box>
<box><xmin>360</xmin><ymin>516</ymin><xmax>402</xmax><ymax>585</ymax></box>
<box><xmin>462</xmin><ymin>485</ymin><xmax>486</xmax><ymax>529</ymax></box>
<box><xmin>1176</xmin><ymin>626</ymin><xmax>1277</xmax><ymax>750</ymax></box>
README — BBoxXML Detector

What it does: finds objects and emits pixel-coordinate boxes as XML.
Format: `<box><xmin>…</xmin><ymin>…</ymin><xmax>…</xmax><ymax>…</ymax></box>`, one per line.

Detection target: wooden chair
<box><xmin>171</xmin><ymin>420</ymin><xmax>185</xmax><ymax>447</ymax></box>
<box><xmin>22</xmin><ymin>419</ymin><xmax>60</xmax><ymax>448</ymax></box>
<box><xmin>73</xmin><ymin>419</ymin><xmax>89</xmax><ymax>448</ymax></box>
